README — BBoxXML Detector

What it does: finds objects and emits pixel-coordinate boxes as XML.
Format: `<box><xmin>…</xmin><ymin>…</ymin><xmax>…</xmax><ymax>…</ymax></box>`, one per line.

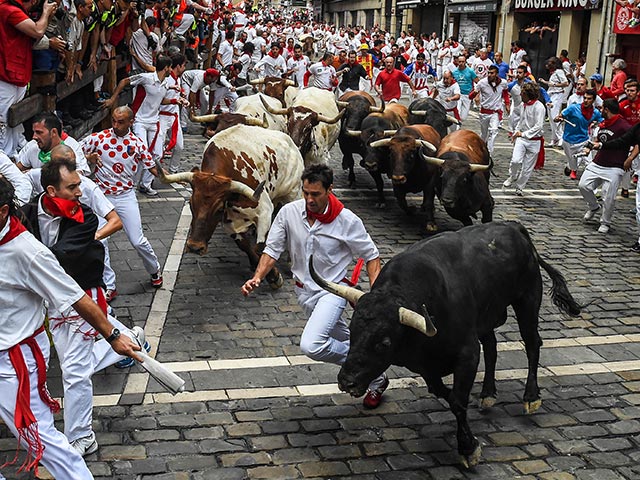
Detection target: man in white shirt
<box><xmin>16</xmin><ymin>113</ymin><xmax>90</xmax><ymax>175</ymax></box>
<box><xmin>0</xmin><ymin>149</ymin><xmax>32</xmax><ymax>204</ymax></box>
<box><xmin>0</xmin><ymin>175</ymin><xmax>139</xmax><ymax>479</ymax></box>
<box><xmin>254</xmin><ymin>43</ymin><xmax>287</xmax><ymax>78</ymax></box>
<box><xmin>130</xmin><ymin>16</ymin><xmax>161</xmax><ymax>72</ymax></box>
<box><xmin>159</xmin><ymin>53</ymin><xmax>186</xmax><ymax>174</ymax></box>
<box><xmin>217</xmin><ymin>30</ymin><xmax>236</xmax><ymax>69</ymax></box>
<box><xmin>241</xmin><ymin>164</ymin><xmax>389</xmax><ymax>409</ymax></box>
<box><xmin>470</xmin><ymin>65</ymin><xmax>510</xmax><ymax>154</ymax></box>
<box><xmin>567</xmin><ymin>76</ymin><xmax>603</xmax><ymax>108</ymax></box>
<box><xmin>432</xmin><ymin>70</ymin><xmax>461</xmax><ymax>133</ymax></box>
<box><xmin>471</xmin><ymin>48</ymin><xmax>493</xmax><ymax>80</ymax></box>
<box><xmin>503</xmin><ymin>82</ymin><xmax>546</xmax><ymax>195</ymax></box>
<box><xmin>306</xmin><ymin>52</ymin><xmax>339</xmax><ymax>90</ymax></box>
<box><xmin>286</xmin><ymin>43</ymin><xmax>310</xmax><ymax>89</ymax></box>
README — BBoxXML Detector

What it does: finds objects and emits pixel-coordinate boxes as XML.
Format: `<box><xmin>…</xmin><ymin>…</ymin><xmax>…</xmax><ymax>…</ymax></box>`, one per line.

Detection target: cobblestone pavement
<box><xmin>2</xmin><ymin>103</ymin><xmax>640</xmax><ymax>480</ymax></box>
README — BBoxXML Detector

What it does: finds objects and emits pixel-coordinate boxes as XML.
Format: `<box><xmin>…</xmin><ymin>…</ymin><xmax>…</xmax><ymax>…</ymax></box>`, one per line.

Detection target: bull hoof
<box><xmin>460</xmin><ymin>444</ymin><xmax>482</xmax><ymax>469</ymax></box>
<box><xmin>425</xmin><ymin>223</ymin><xmax>438</xmax><ymax>233</ymax></box>
<box><xmin>524</xmin><ymin>398</ymin><xmax>542</xmax><ymax>414</ymax></box>
<box><xmin>479</xmin><ymin>395</ymin><xmax>497</xmax><ymax>410</ymax></box>
<box><xmin>268</xmin><ymin>272</ymin><xmax>284</xmax><ymax>290</ymax></box>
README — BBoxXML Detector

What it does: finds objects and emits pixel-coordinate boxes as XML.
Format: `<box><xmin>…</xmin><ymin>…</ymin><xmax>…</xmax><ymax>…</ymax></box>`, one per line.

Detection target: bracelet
<box><xmin>106</xmin><ymin>328</ymin><xmax>120</xmax><ymax>343</ymax></box>
<box><xmin>171</xmin><ymin>98</ymin><xmax>178</xmax><ymax>105</ymax></box>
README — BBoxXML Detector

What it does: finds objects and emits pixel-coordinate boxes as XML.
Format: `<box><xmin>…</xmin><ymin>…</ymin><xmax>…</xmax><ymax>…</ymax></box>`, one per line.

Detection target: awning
<box><xmin>448</xmin><ymin>1</ymin><xmax>497</xmax><ymax>12</ymax></box>
<box><xmin>397</xmin><ymin>0</ymin><xmax>421</xmax><ymax>7</ymax></box>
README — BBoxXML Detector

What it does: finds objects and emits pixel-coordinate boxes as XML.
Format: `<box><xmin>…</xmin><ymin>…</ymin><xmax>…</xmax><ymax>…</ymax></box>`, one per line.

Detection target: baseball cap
<box><xmin>205</xmin><ymin>68</ymin><xmax>220</xmax><ymax>78</ymax></box>
<box><xmin>589</xmin><ymin>73</ymin><xmax>603</xmax><ymax>82</ymax></box>
<box><xmin>360</xmin><ymin>43</ymin><xmax>369</xmax><ymax>50</ymax></box>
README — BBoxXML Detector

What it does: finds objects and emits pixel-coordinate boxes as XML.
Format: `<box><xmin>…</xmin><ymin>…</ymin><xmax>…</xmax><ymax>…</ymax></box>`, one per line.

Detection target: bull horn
<box><xmin>399</xmin><ymin>305</ymin><xmax>437</xmax><ymax>336</ymax></box>
<box><xmin>469</xmin><ymin>164</ymin><xmax>491</xmax><ymax>172</ymax></box>
<box><xmin>154</xmin><ymin>159</ymin><xmax>194</xmax><ymax>184</ymax></box>
<box><xmin>260</xmin><ymin>95</ymin><xmax>290</xmax><ymax>115</ymax></box>
<box><xmin>249</xmin><ymin>78</ymin><xmax>265</xmax><ymax>85</ymax></box>
<box><xmin>410</xmin><ymin>110</ymin><xmax>427</xmax><ymax>116</ymax></box>
<box><xmin>370</xmin><ymin>138</ymin><xmax>392</xmax><ymax>148</ymax></box>
<box><xmin>317</xmin><ymin>109</ymin><xmax>345</xmax><ymax>124</ymax></box>
<box><xmin>345</xmin><ymin>129</ymin><xmax>362</xmax><ymax>137</ymax></box>
<box><xmin>336</xmin><ymin>100</ymin><xmax>350</xmax><ymax>108</ymax></box>
<box><xmin>446</xmin><ymin>115</ymin><xmax>461</xmax><ymax>125</ymax></box>
<box><xmin>420</xmin><ymin>152</ymin><xmax>445</xmax><ymax>166</ymax></box>
<box><xmin>415</xmin><ymin>139</ymin><xmax>437</xmax><ymax>153</ymax></box>
<box><xmin>308</xmin><ymin>255</ymin><xmax>364</xmax><ymax>305</ymax></box>
<box><xmin>229</xmin><ymin>180</ymin><xmax>266</xmax><ymax>201</ymax></box>
<box><xmin>369</xmin><ymin>105</ymin><xmax>384</xmax><ymax>113</ymax></box>
<box><xmin>382</xmin><ymin>130</ymin><xmax>397</xmax><ymax>137</ymax></box>
<box><xmin>244</xmin><ymin>113</ymin><xmax>269</xmax><ymax>128</ymax></box>
<box><xmin>285</xmin><ymin>79</ymin><xmax>296</xmax><ymax>87</ymax></box>
<box><xmin>190</xmin><ymin>113</ymin><xmax>219</xmax><ymax>123</ymax></box>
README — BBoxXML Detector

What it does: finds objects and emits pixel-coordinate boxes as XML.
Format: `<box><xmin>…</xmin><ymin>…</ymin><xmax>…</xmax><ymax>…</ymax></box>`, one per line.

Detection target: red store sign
<box><xmin>614</xmin><ymin>4</ymin><xmax>640</xmax><ymax>34</ymax></box>
<box><xmin>513</xmin><ymin>0</ymin><xmax>600</xmax><ymax>11</ymax></box>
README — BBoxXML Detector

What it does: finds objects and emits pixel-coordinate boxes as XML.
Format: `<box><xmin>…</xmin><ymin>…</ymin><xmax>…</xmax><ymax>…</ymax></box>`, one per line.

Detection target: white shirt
<box><xmin>287</xmin><ymin>55</ymin><xmax>310</xmax><ymax>88</ymax></box>
<box><xmin>509</xmin><ymin>48</ymin><xmax>526</xmax><ymax>72</ymax></box>
<box><xmin>254</xmin><ymin>54</ymin><xmax>286</xmax><ymax>78</ymax></box>
<box><xmin>251</xmin><ymin>36</ymin><xmax>266</xmax><ymax>63</ymax></box>
<box><xmin>37</xmin><ymin>195</ymin><xmax>62</xmax><ymax>247</ymax></box>
<box><xmin>238</xmin><ymin>53</ymin><xmax>252</xmax><ymax>80</ymax></box>
<box><xmin>516</xmin><ymin>101</ymin><xmax>546</xmax><ymax>139</ymax></box>
<box><xmin>81</xmin><ymin>128</ymin><xmax>153</xmax><ymax>196</ymax></box>
<box><xmin>130</xmin><ymin>28</ymin><xmax>160</xmax><ymax>71</ymax></box>
<box><xmin>160</xmin><ymin>73</ymin><xmax>181</xmax><ymax>115</ymax></box>
<box><xmin>0</xmin><ymin>219</ymin><xmax>84</xmax><ymax>350</ymax></box>
<box><xmin>218</xmin><ymin>40</ymin><xmax>234</xmax><ymax>67</ymax></box>
<box><xmin>474</xmin><ymin>77</ymin><xmax>508</xmax><ymax>111</ymax></box>
<box><xmin>129</xmin><ymin>72</ymin><xmax>168</xmax><ymax>124</ymax></box>
<box><xmin>16</xmin><ymin>138</ymin><xmax>90</xmax><ymax>175</ymax></box>
<box><xmin>263</xmin><ymin>199</ymin><xmax>379</xmax><ymax>295</ymax></box>
<box><xmin>567</xmin><ymin>92</ymin><xmax>603</xmax><ymax>108</ymax></box>
<box><xmin>547</xmin><ymin>69</ymin><xmax>568</xmax><ymax>95</ymax></box>
<box><xmin>0</xmin><ymin>151</ymin><xmax>31</xmax><ymax>205</ymax></box>
<box><xmin>181</xmin><ymin>69</ymin><xmax>206</xmax><ymax>94</ymax></box>
<box><xmin>434</xmin><ymin>80</ymin><xmax>461</xmax><ymax>110</ymax></box>
<box><xmin>26</xmin><ymin>169</ymin><xmax>115</xmax><ymax>219</ymax></box>
<box><xmin>472</xmin><ymin>57</ymin><xmax>493</xmax><ymax>79</ymax></box>
<box><xmin>308</xmin><ymin>61</ymin><xmax>335</xmax><ymax>89</ymax></box>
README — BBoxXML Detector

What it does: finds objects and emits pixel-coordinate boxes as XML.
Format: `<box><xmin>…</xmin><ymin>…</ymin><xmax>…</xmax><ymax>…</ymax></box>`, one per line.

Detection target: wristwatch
<box><xmin>106</xmin><ymin>328</ymin><xmax>121</xmax><ymax>343</ymax></box>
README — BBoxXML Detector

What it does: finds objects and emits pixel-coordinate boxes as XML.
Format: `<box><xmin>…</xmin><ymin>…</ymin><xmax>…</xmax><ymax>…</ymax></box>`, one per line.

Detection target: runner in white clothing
<box><xmin>159</xmin><ymin>54</ymin><xmax>187</xmax><ymax>174</ymax></box>
<box><xmin>0</xmin><ymin>149</ymin><xmax>31</xmax><ymax>204</ymax></box>
<box><xmin>470</xmin><ymin>65</ymin><xmax>510</xmax><ymax>154</ymax></box>
<box><xmin>432</xmin><ymin>70</ymin><xmax>461</xmax><ymax>133</ymax></box>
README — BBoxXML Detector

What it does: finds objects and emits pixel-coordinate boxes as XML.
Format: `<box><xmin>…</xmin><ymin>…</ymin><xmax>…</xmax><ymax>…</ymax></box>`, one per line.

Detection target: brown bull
<box><xmin>250</xmin><ymin>76</ymin><xmax>296</xmax><ymax>106</ymax></box>
<box><xmin>422</xmin><ymin>129</ymin><xmax>494</xmax><ymax>226</ymax></box>
<box><xmin>190</xmin><ymin>112</ymin><xmax>268</xmax><ymax>135</ymax></box>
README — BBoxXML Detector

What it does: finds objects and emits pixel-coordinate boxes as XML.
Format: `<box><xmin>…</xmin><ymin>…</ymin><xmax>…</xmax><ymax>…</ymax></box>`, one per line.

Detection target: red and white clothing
<box><xmin>620</xmin><ymin>98</ymin><xmax>640</xmax><ymax>126</ymax></box>
<box><xmin>81</xmin><ymin>128</ymin><xmax>160</xmax><ymax>275</ymax></box>
<box><xmin>507</xmin><ymin>100</ymin><xmax>546</xmax><ymax>191</ymax></box>
<box><xmin>409</xmin><ymin>64</ymin><xmax>432</xmax><ymax>98</ymax></box>
<box><xmin>159</xmin><ymin>72</ymin><xmax>184</xmax><ymax>173</ymax></box>
<box><xmin>508</xmin><ymin>48</ymin><xmax>526</xmax><ymax>75</ymax></box>
<box><xmin>218</xmin><ymin>39</ymin><xmax>234</xmax><ymax>68</ymax></box>
<box><xmin>0</xmin><ymin>217</ymin><xmax>93</xmax><ymax>479</ymax></box>
<box><xmin>546</xmin><ymin>69</ymin><xmax>568</xmax><ymax>146</ymax></box>
<box><xmin>471</xmin><ymin>57</ymin><xmax>493</xmax><ymax>80</ymax></box>
<box><xmin>472</xmin><ymin>77</ymin><xmax>509</xmax><ymax>154</ymax></box>
<box><xmin>307</xmin><ymin>61</ymin><xmax>336</xmax><ymax>90</ymax></box>
<box><xmin>0</xmin><ymin>150</ymin><xmax>31</xmax><ymax>204</ymax></box>
<box><xmin>16</xmin><ymin>137</ymin><xmax>91</xmax><ymax>175</ymax></box>
<box><xmin>287</xmin><ymin>54</ymin><xmax>310</xmax><ymax>89</ymax></box>
<box><xmin>433</xmin><ymin>79</ymin><xmax>461</xmax><ymax>132</ymax></box>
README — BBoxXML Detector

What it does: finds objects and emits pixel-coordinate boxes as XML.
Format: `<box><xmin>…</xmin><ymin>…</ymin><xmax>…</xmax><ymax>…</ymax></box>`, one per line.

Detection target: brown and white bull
<box><xmin>421</xmin><ymin>129</ymin><xmax>494</xmax><ymax>226</ymax></box>
<box><xmin>261</xmin><ymin>87</ymin><xmax>344</xmax><ymax>166</ymax></box>
<box><xmin>369</xmin><ymin>125</ymin><xmax>441</xmax><ymax>232</ymax></box>
<box><xmin>250</xmin><ymin>76</ymin><xmax>297</xmax><ymax>107</ymax></box>
<box><xmin>190</xmin><ymin>93</ymin><xmax>288</xmax><ymax>135</ymax></box>
<box><xmin>157</xmin><ymin>125</ymin><xmax>304</xmax><ymax>287</ymax></box>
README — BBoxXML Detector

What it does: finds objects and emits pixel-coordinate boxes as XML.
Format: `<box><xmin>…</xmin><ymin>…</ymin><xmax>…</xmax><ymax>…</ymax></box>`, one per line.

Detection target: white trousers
<box><xmin>548</xmin><ymin>93</ymin><xmax>564</xmax><ymax>145</ymax></box>
<box><xmin>210</xmin><ymin>87</ymin><xmax>238</xmax><ymax>113</ymax></box>
<box><xmin>563</xmin><ymin>140</ymin><xmax>590</xmax><ymax>171</ymax></box>
<box><xmin>159</xmin><ymin>112</ymin><xmax>184</xmax><ymax>173</ymax></box>
<box><xmin>509</xmin><ymin>104</ymin><xmax>522</xmax><ymax>133</ymax></box>
<box><xmin>0</xmin><ymin>80</ymin><xmax>27</xmax><ymax>158</ymax></box>
<box><xmin>132</xmin><ymin>121</ymin><xmax>161</xmax><ymax>190</ymax></box>
<box><xmin>508</xmin><ymin>137</ymin><xmax>541</xmax><ymax>190</ymax></box>
<box><xmin>458</xmin><ymin>94</ymin><xmax>472</xmax><ymax>122</ymax></box>
<box><xmin>110</xmin><ymin>190</ymin><xmax>160</xmax><ymax>275</ymax></box>
<box><xmin>50</xmin><ymin>289</ymin><xmax>136</xmax><ymax>442</ymax></box>
<box><xmin>175</xmin><ymin>13</ymin><xmax>195</xmax><ymax>36</ymax></box>
<box><xmin>297</xmin><ymin>288</ymin><xmax>386</xmax><ymax>392</ymax></box>
<box><xmin>578</xmin><ymin>163</ymin><xmax>624</xmax><ymax>226</ymax></box>
<box><xmin>0</xmin><ymin>331</ymin><xmax>94</xmax><ymax>479</ymax></box>
<box><xmin>479</xmin><ymin>112</ymin><xmax>500</xmax><ymax>154</ymax></box>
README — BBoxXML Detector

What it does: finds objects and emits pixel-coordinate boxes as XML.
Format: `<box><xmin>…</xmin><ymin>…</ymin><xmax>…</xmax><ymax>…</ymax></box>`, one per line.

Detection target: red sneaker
<box><xmin>105</xmin><ymin>289</ymin><xmax>118</xmax><ymax>302</ymax></box>
<box><xmin>362</xmin><ymin>376</ymin><xmax>389</xmax><ymax>409</ymax></box>
<box><xmin>570</xmin><ymin>170</ymin><xmax>577</xmax><ymax>180</ymax></box>
<box><xmin>151</xmin><ymin>272</ymin><xmax>163</xmax><ymax>288</ymax></box>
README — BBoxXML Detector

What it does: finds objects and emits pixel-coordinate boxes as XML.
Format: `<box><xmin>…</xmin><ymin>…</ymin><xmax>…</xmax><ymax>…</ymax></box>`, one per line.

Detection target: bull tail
<box><xmin>519</xmin><ymin>224</ymin><xmax>582</xmax><ymax>317</ymax></box>
<box><xmin>488</xmin><ymin>156</ymin><xmax>497</xmax><ymax>177</ymax></box>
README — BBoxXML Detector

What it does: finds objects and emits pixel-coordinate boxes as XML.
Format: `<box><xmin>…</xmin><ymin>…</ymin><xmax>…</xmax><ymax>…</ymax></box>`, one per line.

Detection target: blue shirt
<box><xmin>452</xmin><ymin>67</ymin><xmax>477</xmax><ymax>95</ymax></box>
<box><xmin>494</xmin><ymin>61</ymin><xmax>509</xmax><ymax>79</ymax></box>
<box><xmin>561</xmin><ymin>103</ymin><xmax>603</xmax><ymax>144</ymax></box>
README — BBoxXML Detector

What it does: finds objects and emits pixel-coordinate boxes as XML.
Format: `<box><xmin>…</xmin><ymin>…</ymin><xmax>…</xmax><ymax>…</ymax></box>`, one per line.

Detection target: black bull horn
<box><xmin>308</xmin><ymin>256</ymin><xmax>437</xmax><ymax>337</ymax></box>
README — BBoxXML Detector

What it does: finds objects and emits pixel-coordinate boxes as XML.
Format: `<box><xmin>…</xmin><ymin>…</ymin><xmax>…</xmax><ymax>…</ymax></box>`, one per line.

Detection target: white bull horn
<box><xmin>260</xmin><ymin>95</ymin><xmax>290</xmax><ymax>115</ymax></box>
<box><xmin>382</xmin><ymin>130</ymin><xmax>397</xmax><ymax>137</ymax></box>
<box><xmin>191</xmin><ymin>113</ymin><xmax>219</xmax><ymax>123</ymax></box>
<box><xmin>370</xmin><ymin>138</ymin><xmax>392</xmax><ymax>148</ymax></box>
<box><xmin>399</xmin><ymin>305</ymin><xmax>437</xmax><ymax>336</ymax></box>
<box><xmin>446</xmin><ymin>115</ymin><xmax>461</xmax><ymax>125</ymax></box>
<box><xmin>469</xmin><ymin>163</ymin><xmax>491</xmax><ymax>172</ymax></box>
<box><xmin>410</xmin><ymin>110</ymin><xmax>427</xmax><ymax>116</ymax></box>
<box><xmin>420</xmin><ymin>152</ymin><xmax>445</xmax><ymax>166</ymax></box>
<box><xmin>285</xmin><ymin>79</ymin><xmax>296</xmax><ymax>87</ymax></box>
<box><xmin>317</xmin><ymin>109</ymin><xmax>345</xmax><ymax>124</ymax></box>
<box><xmin>249</xmin><ymin>78</ymin><xmax>265</xmax><ymax>85</ymax></box>
<box><xmin>345</xmin><ymin>129</ymin><xmax>362</xmax><ymax>137</ymax></box>
<box><xmin>415</xmin><ymin>139</ymin><xmax>437</xmax><ymax>153</ymax></box>
<box><xmin>336</xmin><ymin>100</ymin><xmax>350</xmax><ymax>108</ymax></box>
<box><xmin>308</xmin><ymin>256</ymin><xmax>364</xmax><ymax>305</ymax></box>
<box><xmin>369</xmin><ymin>105</ymin><xmax>384</xmax><ymax>113</ymax></box>
<box><xmin>154</xmin><ymin>159</ymin><xmax>194</xmax><ymax>184</ymax></box>
<box><xmin>244</xmin><ymin>113</ymin><xmax>269</xmax><ymax>128</ymax></box>
<box><xmin>228</xmin><ymin>180</ymin><xmax>266</xmax><ymax>201</ymax></box>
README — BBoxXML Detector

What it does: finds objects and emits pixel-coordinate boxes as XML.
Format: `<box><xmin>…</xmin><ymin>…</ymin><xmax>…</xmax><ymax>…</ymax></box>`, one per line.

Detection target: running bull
<box><xmin>309</xmin><ymin>221</ymin><xmax>582</xmax><ymax>467</ymax></box>
<box><xmin>157</xmin><ymin>124</ymin><xmax>304</xmax><ymax>287</ymax></box>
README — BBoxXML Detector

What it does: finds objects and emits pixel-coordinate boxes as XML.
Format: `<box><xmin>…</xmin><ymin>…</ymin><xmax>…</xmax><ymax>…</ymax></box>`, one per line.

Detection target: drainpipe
<box><xmin>597</xmin><ymin>0</ymin><xmax>614</xmax><ymax>75</ymax></box>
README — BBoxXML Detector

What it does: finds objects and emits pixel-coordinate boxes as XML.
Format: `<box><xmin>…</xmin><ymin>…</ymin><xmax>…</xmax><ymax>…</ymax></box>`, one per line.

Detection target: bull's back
<box><xmin>294</xmin><ymin>88</ymin><xmax>341</xmax><ymax>161</ymax></box>
<box><xmin>437</xmin><ymin>130</ymin><xmax>490</xmax><ymax>165</ymax></box>
<box><xmin>403</xmin><ymin>124</ymin><xmax>441</xmax><ymax>149</ymax></box>
<box><xmin>383</xmin><ymin>103</ymin><xmax>409</xmax><ymax>129</ymax></box>
<box><xmin>236</xmin><ymin>94</ymin><xmax>288</xmax><ymax>132</ymax></box>
<box><xmin>339</xmin><ymin>91</ymin><xmax>376</xmax><ymax>106</ymax></box>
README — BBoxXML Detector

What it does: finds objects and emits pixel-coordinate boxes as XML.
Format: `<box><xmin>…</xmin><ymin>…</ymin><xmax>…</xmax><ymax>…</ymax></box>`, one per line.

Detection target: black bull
<box><xmin>309</xmin><ymin>221</ymin><xmax>582</xmax><ymax>467</ymax></box>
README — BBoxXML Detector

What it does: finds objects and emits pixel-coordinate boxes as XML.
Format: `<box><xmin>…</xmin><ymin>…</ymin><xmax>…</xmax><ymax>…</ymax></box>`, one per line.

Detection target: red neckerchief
<box><xmin>170</xmin><ymin>71</ymin><xmax>178</xmax><ymax>80</ymax></box>
<box><xmin>41</xmin><ymin>196</ymin><xmax>84</xmax><ymax>223</ymax></box>
<box><xmin>307</xmin><ymin>193</ymin><xmax>344</xmax><ymax>223</ymax></box>
<box><xmin>600</xmin><ymin>114</ymin><xmax>622</xmax><ymax>129</ymax></box>
<box><xmin>293</xmin><ymin>53</ymin><xmax>301</xmax><ymax>60</ymax></box>
<box><xmin>575</xmin><ymin>91</ymin><xmax>584</xmax><ymax>96</ymax></box>
<box><xmin>581</xmin><ymin>103</ymin><xmax>594</xmax><ymax>121</ymax></box>
<box><xmin>0</xmin><ymin>216</ymin><xmax>27</xmax><ymax>246</ymax></box>
<box><xmin>268</xmin><ymin>50</ymin><xmax>280</xmax><ymax>59</ymax></box>
<box><xmin>524</xmin><ymin>99</ymin><xmax>537</xmax><ymax>107</ymax></box>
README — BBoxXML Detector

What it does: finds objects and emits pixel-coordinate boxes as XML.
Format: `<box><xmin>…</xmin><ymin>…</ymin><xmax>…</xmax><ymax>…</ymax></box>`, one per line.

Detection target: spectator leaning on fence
<box><xmin>0</xmin><ymin>0</ymin><xmax>57</xmax><ymax>158</ymax></box>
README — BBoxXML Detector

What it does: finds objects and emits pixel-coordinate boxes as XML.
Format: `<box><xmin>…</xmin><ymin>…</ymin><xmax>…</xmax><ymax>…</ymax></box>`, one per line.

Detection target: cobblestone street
<box><xmin>2</xmin><ymin>108</ymin><xmax>640</xmax><ymax>480</ymax></box>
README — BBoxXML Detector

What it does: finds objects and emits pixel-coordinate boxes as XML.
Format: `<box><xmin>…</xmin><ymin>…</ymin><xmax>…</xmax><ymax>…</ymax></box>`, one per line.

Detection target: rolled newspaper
<box><xmin>138</xmin><ymin>352</ymin><xmax>186</xmax><ymax>395</ymax></box>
